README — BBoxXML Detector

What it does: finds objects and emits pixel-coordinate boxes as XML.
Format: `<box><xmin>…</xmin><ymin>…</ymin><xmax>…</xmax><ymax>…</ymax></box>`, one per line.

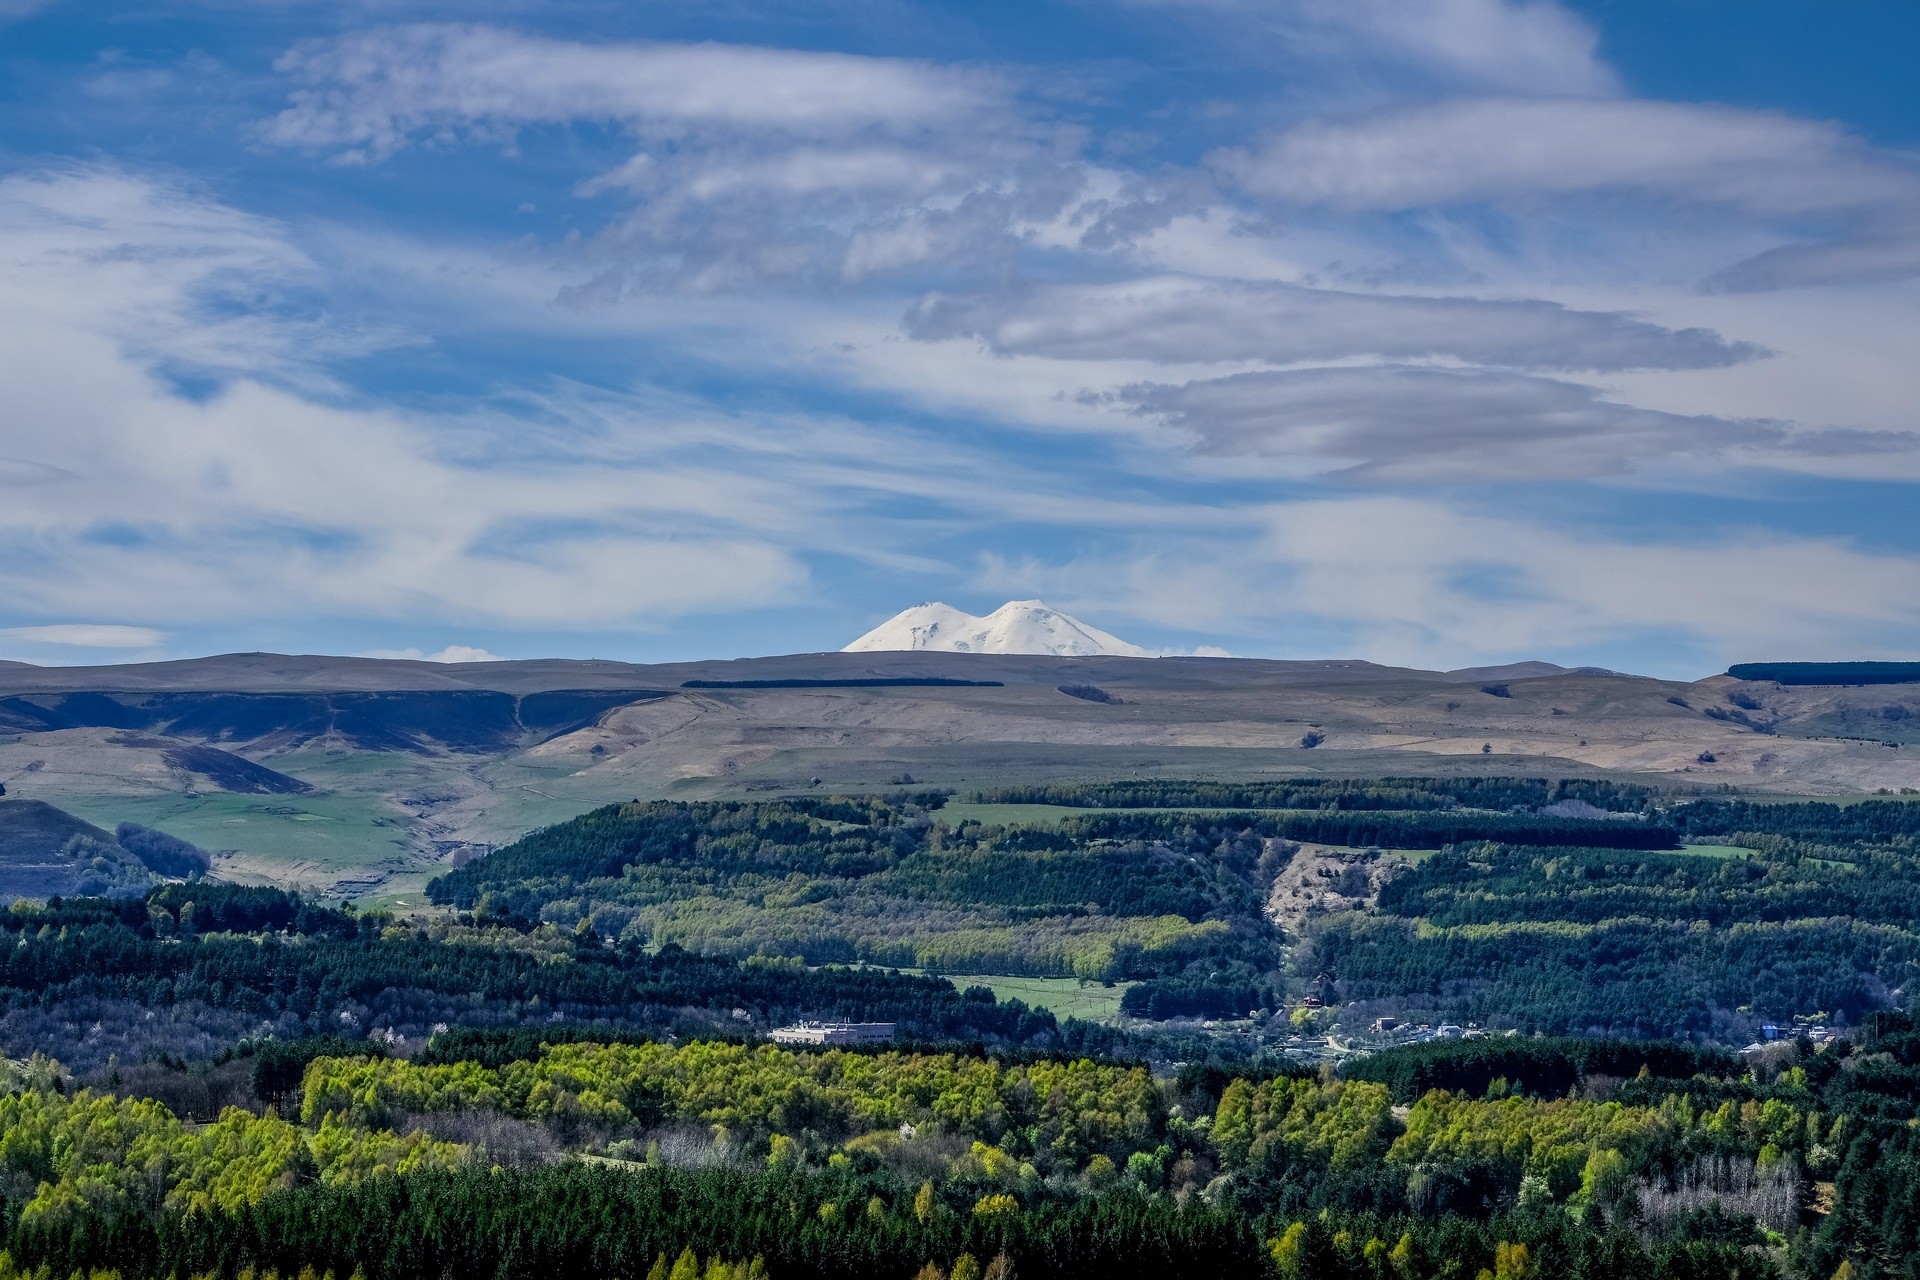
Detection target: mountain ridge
<box><xmin>0</xmin><ymin>649</ymin><xmax>1447</xmax><ymax>695</ymax></box>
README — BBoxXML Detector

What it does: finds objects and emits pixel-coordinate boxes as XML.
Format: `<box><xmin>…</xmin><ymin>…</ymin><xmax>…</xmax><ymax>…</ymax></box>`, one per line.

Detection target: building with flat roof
<box><xmin>768</xmin><ymin>1021</ymin><xmax>896</xmax><ymax>1047</ymax></box>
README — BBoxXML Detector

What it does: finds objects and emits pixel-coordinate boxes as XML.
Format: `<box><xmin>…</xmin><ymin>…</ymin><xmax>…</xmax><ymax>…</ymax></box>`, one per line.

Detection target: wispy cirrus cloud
<box><xmin>262</xmin><ymin>24</ymin><xmax>1006</xmax><ymax>161</ymax></box>
<box><xmin>257</xmin><ymin>24</ymin><xmax>1176</xmax><ymax>291</ymax></box>
<box><xmin>0</xmin><ymin>164</ymin><xmax>340</xmax><ymax>383</ymax></box>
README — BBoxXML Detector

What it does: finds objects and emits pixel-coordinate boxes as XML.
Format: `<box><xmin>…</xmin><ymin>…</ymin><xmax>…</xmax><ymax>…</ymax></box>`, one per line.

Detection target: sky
<box><xmin>1</xmin><ymin>1</ymin><xmax>1918</xmax><ymax>678</ymax></box>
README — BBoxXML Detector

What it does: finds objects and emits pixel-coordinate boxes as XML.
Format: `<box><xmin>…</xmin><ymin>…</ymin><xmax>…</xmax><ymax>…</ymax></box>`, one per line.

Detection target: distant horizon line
<box><xmin>0</xmin><ymin>646</ymin><xmax>1749</xmax><ymax>683</ymax></box>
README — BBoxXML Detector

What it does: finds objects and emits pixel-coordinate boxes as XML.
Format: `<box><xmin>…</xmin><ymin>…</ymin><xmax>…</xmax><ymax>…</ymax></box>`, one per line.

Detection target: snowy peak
<box><xmin>844</xmin><ymin>600</ymin><xmax>1149</xmax><ymax>658</ymax></box>
<box><xmin>842</xmin><ymin>602</ymin><xmax>983</xmax><ymax>654</ymax></box>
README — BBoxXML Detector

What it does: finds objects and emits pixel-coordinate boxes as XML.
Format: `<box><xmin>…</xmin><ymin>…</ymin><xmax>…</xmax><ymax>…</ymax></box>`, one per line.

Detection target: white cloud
<box><xmin>1154</xmin><ymin>644</ymin><xmax>1235</xmax><ymax>658</ymax></box>
<box><xmin>0</xmin><ymin>165</ymin><xmax>346</xmax><ymax>383</ymax></box>
<box><xmin>426</xmin><ymin>644</ymin><xmax>499</xmax><ymax>663</ymax></box>
<box><xmin>907</xmin><ymin>276</ymin><xmax>1763</xmax><ymax>371</ymax></box>
<box><xmin>580</xmin><ymin>146</ymin><xmax>963</xmax><ymax>202</ymax></box>
<box><xmin>264</xmin><ymin>24</ymin><xmax>1003</xmax><ymax>161</ymax></box>
<box><xmin>1217</xmin><ymin>98</ymin><xmax>1919</xmax><ymax>216</ymax></box>
<box><xmin>0</xmin><ymin>624</ymin><xmax>166</xmax><ymax>648</ymax></box>
<box><xmin>357</xmin><ymin>644</ymin><xmax>502</xmax><ymax>663</ymax></box>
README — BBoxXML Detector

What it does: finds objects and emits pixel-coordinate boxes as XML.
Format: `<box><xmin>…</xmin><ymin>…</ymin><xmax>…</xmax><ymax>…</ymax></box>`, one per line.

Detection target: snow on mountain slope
<box><xmin>842</xmin><ymin>602</ymin><xmax>980</xmax><ymax>653</ymax></box>
<box><xmin>843</xmin><ymin>600</ymin><xmax>1150</xmax><ymax>658</ymax></box>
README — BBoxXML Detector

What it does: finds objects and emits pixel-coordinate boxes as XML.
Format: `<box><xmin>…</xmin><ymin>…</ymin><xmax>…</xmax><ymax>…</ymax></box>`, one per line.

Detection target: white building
<box><xmin>768</xmin><ymin>1021</ymin><xmax>896</xmax><ymax>1046</ymax></box>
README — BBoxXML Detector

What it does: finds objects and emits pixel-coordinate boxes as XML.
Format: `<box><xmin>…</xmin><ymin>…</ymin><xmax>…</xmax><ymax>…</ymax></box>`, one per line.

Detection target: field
<box><xmin>42</xmin><ymin>749</ymin><xmax>654</xmax><ymax>903</ymax></box>
<box><xmin>965</xmin><ymin>973</ymin><xmax>1136</xmax><ymax>1022</ymax></box>
<box><xmin>1675</xmin><ymin>841</ymin><xmax>1858</xmax><ymax>868</ymax></box>
<box><xmin>1674</xmin><ymin>842</ymin><xmax>1755</xmax><ymax>859</ymax></box>
<box><xmin>883</xmin><ymin>967</ymin><xmax>1136</xmax><ymax>1023</ymax></box>
<box><xmin>54</xmin><ymin>789</ymin><xmax>419</xmax><ymax>896</ymax></box>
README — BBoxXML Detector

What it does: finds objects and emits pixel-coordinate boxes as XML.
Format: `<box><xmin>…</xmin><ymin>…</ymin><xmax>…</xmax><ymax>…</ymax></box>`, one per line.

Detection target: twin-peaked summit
<box><xmin>842</xmin><ymin>600</ymin><xmax>1149</xmax><ymax>658</ymax></box>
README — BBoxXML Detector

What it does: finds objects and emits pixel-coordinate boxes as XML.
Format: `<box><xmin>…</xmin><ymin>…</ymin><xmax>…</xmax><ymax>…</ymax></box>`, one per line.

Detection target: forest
<box><xmin>0</xmin><ymin>884</ymin><xmax>1056</xmax><ymax>1072</ymax></box>
<box><xmin>973</xmin><ymin>778</ymin><xmax>1663</xmax><ymax>813</ymax></box>
<box><xmin>424</xmin><ymin>796</ymin><xmax>1271</xmax><ymax>981</ymax></box>
<box><xmin>419</xmin><ymin>789</ymin><xmax>1678</xmax><ymax>993</ymax></box>
<box><xmin>8</xmin><ymin>778</ymin><xmax>1920</xmax><ymax>1277</ymax></box>
<box><xmin>1727</xmin><ymin>662</ymin><xmax>1920</xmax><ymax>686</ymax></box>
<box><xmin>1301</xmin><ymin>836</ymin><xmax>1920</xmax><ymax>1035</ymax></box>
<box><xmin>419</xmin><ymin>786</ymin><xmax>1920</xmax><ymax>1039</ymax></box>
<box><xmin>4</xmin><ymin>1019</ymin><xmax>1919</xmax><ymax>1279</ymax></box>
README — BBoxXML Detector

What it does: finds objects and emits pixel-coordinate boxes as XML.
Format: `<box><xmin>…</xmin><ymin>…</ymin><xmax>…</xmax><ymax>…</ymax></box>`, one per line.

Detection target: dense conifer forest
<box><xmin>5</xmin><ymin>1018</ymin><xmax>1920</xmax><ymax>1279</ymax></box>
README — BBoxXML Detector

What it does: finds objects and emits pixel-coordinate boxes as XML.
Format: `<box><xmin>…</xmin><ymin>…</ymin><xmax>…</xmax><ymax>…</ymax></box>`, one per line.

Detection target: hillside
<box><xmin>0</xmin><ymin>797</ymin><xmax>134</xmax><ymax>899</ymax></box>
<box><xmin>0</xmin><ymin>795</ymin><xmax>113</xmax><ymax>855</ymax></box>
<box><xmin>426</xmin><ymin>782</ymin><xmax>1920</xmax><ymax>1039</ymax></box>
<box><xmin>2</xmin><ymin>650</ymin><xmax>1917</xmax><ymax>902</ymax></box>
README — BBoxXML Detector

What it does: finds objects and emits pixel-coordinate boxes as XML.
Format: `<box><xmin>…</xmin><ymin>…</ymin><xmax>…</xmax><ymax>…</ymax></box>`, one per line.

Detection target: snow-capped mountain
<box><xmin>843</xmin><ymin>600</ymin><xmax>1150</xmax><ymax>658</ymax></box>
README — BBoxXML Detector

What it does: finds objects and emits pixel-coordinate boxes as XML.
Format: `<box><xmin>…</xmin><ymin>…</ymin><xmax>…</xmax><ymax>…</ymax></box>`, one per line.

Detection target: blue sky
<box><xmin>2</xmin><ymin>0</ymin><xmax>1918</xmax><ymax>678</ymax></box>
